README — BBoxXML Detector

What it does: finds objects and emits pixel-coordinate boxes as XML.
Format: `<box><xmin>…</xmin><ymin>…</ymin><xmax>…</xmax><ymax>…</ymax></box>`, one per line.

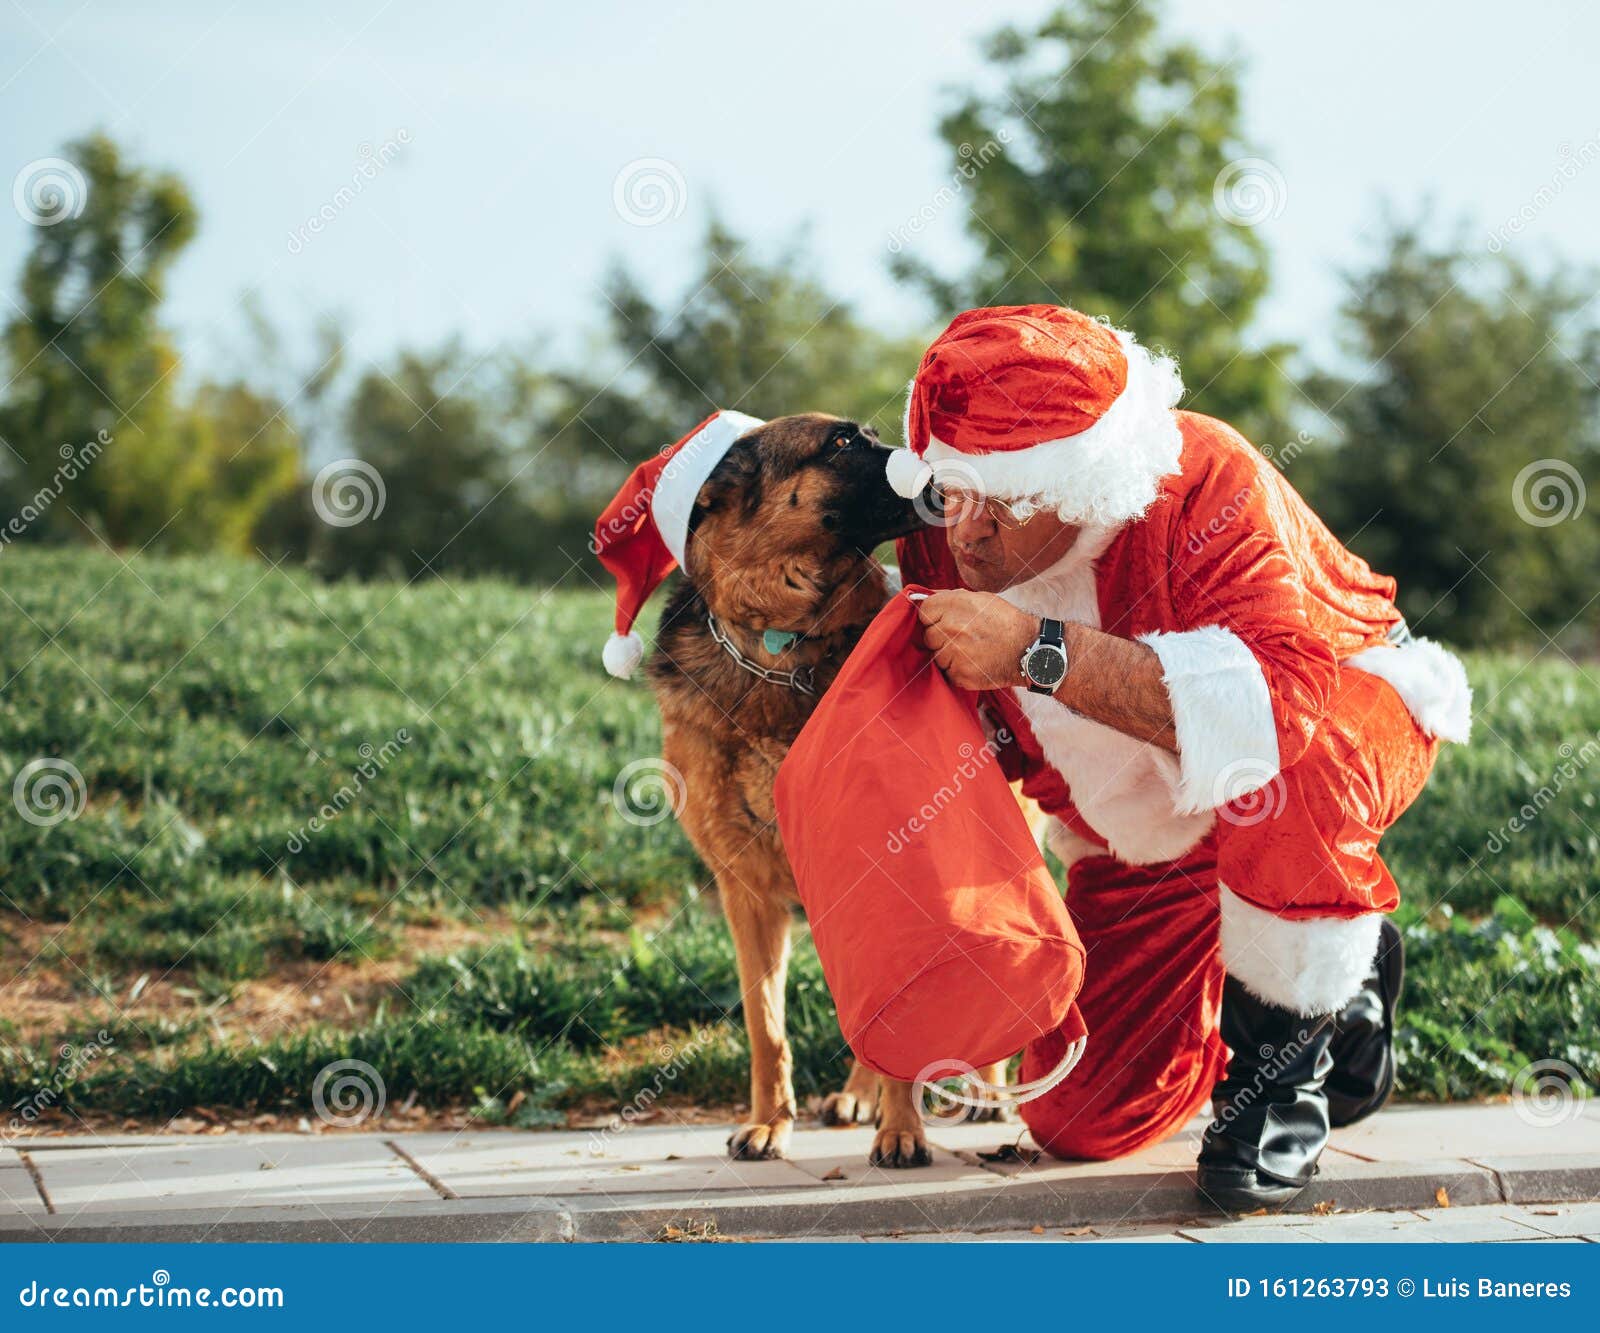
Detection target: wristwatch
<box><xmin>1020</xmin><ymin>618</ymin><xmax>1069</xmax><ymax>695</ymax></box>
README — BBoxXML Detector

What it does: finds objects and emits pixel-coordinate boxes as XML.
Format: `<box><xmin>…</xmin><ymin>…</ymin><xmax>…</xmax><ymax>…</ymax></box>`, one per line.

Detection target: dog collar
<box><xmin>706</xmin><ymin>614</ymin><xmax>816</xmax><ymax>697</ymax></box>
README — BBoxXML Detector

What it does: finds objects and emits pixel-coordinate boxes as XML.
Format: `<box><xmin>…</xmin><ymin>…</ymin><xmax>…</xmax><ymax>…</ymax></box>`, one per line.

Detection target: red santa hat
<box><xmin>593</xmin><ymin>409</ymin><xmax>765</xmax><ymax>679</ymax></box>
<box><xmin>886</xmin><ymin>304</ymin><xmax>1186</xmax><ymax>527</ymax></box>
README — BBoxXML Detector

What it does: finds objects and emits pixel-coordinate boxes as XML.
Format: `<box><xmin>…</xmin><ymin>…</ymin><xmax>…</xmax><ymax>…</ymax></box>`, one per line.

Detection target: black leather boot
<box><xmin>1326</xmin><ymin>918</ymin><xmax>1404</xmax><ymax>1127</ymax></box>
<box><xmin>1197</xmin><ymin>975</ymin><xmax>1337</xmax><ymax>1212</ymax></box>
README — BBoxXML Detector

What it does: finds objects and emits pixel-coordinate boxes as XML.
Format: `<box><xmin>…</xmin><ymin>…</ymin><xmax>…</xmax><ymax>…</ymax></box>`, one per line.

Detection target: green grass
<box><xmin>0</xmin><ymin>547</ymin><xmax>1594</xmax><ymax>1125</ymax></box>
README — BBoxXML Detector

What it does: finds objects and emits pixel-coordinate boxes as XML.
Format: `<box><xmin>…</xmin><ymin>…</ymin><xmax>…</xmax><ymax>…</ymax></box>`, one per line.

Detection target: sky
<box><xmin>2</xmin><ymin>0</ymin><xmax>1599</xmax><ymax>395</ymax></box>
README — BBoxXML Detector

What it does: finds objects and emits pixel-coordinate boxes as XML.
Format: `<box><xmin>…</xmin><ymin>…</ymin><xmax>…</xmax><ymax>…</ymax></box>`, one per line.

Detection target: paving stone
<box><xmin>1329</xmin><ymin>1104</ymin><xmax>1600</xmax><ymax>1161</ymax></box>
<box><xmin>29</xmin><ymin>1138</ymin><xmax>432</xmax><ymax>1214</ymax></box>
<box><xmin>785</xmin><ymin>1125</ymin><xmax>982</xmax><ymax>1185</ymax></box>
<box><xmin>1501</xmin><ymin>1201</ymin><xmax>1600</xmax><ymax>1238</ymax></box>
<box><xmin>1290</xmin><ymin>1155</ymin><xmax>1501</xmax><ymax>1214</ymax></box>
<box><xmin>0</xmin><ymin>1165</ymin><xmax>46</xmax><ymax>1214</ymax></box>
<box><xmin>1275</xmin><ymin>1210</ymin><xmax>1439</xmax><ymax>1242</ymax></box>
<box><xmin>962</xmin><ymin>1117</ymin><xmax>1205</xmax><ymax>1178</ymax></box>
<box><xmin>397</xmin><ymin>1125</ymin><xmax>821</xmax><ymax>1198</ymax></box>
<box><xmin>0</xmin><ymin>1197</ymin><xmax>574</xmax><ymax>1243</ymax></box>
<box><xmin>1179</xmin><ymin>1224</ymin><xmax>1323</xmax><ymax>1243</ymax></box>
<box><xmin>1472</xmin><ymin>1154</ymin><xmax>1600</xmax><ymax>1204</ymax></box>
<box><xmin>1406</xmin><ymin>1205</ymin><xmax>1551</xmax><ymax>1242</ymax></box>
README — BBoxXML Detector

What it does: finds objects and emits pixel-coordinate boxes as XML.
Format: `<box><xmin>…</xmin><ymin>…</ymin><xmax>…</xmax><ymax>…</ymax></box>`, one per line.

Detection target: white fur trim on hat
<box><xmin>649</xmin><ymin>410</ymin><xmax>764</xmax><ymax>565</ymax></box>
<box><xmin>602</xmin><ymin>630</ymin><xmax>645</xmax><ymax>680</ymax></box>
<box><xmin>885</xmin><ymin>444</ymin><xmax>932</xmax><ymax>499</ymax></box>
<box><xmin>1219</xmin><ymin>884</ymin><xmax>1381</xmax><ymax>1016</ymax></box>
<box><xmin>1140</xmin><ymin>625</ymin><xmax>1280</xmax><ymax>817</ymax></box>
<box><xmin>1344</xmin><ymin>637</ymin><xmax>1472</xmax><ymax>743</ymax></box>
<box><xmin>920</xmin><ymin>329</ymin><xmax>1185</xmax><ymax>527</ymax></box>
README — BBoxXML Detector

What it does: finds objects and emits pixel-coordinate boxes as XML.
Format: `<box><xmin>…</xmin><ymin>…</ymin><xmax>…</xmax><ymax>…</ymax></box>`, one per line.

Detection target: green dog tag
<box><xmin>762</xmin><ymin>628</ymin><xmax>798</xmax><ymax>655</ymax></box>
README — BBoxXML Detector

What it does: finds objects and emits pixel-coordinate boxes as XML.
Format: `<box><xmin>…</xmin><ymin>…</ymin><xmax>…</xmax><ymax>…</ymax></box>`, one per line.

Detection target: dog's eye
<box><xmin>831</xmin><ymin>429</ymin><xmax>855</xmax><ymax>449</ymax></box>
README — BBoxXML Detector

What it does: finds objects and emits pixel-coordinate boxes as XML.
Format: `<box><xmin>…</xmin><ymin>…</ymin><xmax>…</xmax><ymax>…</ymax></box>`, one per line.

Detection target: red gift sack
<box><xmin>775</xmin><ymin>587</ymin><xmax>1088</xmax><ymax>1099</ymax></box>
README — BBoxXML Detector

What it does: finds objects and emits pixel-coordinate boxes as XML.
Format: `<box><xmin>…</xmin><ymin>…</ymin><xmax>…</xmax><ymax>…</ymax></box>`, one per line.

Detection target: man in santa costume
<box><xmin>887</xmin><ymin>304</ymin><xmax>1471</xmax><ymax>1210</ymax></box>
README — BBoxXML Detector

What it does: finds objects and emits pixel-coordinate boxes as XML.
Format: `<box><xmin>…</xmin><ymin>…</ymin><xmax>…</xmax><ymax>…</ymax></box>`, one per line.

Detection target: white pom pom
<box><xmin>602</xmin><ymin>630</ymin><xmax>645</xmax><ymax>680</ymax></box>
<box><xmin>885</xmin><ymin>446</ymin><xmax>932</xmax><ymax>499</ymax></box>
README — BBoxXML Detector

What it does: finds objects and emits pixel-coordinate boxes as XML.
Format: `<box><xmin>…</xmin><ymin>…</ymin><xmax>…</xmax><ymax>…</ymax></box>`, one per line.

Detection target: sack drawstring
<box><xmin>918</xmin><ymin>1036</ymin><xmax>1087</xmax><ymax>1112</ymax></box>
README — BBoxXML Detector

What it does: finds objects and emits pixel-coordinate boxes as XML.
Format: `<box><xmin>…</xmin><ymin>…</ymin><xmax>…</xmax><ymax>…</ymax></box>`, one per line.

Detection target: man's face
<box><xmin>941</xmin><ymin>487</ymin><xmax>1081</xmax><ymax>591</ymax></box>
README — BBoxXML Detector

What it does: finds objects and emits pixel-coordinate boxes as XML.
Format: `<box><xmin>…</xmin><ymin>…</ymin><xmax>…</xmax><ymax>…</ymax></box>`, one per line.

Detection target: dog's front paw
<box><xmin>728</xmin><ymin>1120</ymin><xmax>792</xmax><ymax>1161</ymax></box>
<box><xmin>868</xmin><ymin>1127</ymin><xmax>933</xmax><ymax>1169</ymax></box>
<box><xmin>819</xmin><ymin>1090</ymin><xmax>875</xmax><ymax>1126</ymax></box>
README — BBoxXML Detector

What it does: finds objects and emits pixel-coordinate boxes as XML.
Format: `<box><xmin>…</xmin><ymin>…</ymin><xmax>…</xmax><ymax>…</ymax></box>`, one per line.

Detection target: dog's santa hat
<box><xmin>886</xmin><ymin>304</ymin><xmax>1185</xmax><ymax>528</ymax></box>
<box><xmin>593</xmin><ymin>409</ymin><xmax>764</xmax><ymax>679</ymax></box>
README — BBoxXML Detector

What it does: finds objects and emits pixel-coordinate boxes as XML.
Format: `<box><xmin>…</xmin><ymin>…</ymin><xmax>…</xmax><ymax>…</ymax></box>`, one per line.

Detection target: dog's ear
<box><xmin>693</xmin><ymin>439</ymin><xmax>763</xmax><ymax>518</ymax></box>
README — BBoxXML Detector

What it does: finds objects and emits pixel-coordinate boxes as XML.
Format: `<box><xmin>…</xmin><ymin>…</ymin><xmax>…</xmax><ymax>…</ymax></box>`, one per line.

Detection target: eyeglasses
<box><xmin>931</xmin><ymin>485</ymin><xmax>1032</xmax><ymax>530</ymax></box>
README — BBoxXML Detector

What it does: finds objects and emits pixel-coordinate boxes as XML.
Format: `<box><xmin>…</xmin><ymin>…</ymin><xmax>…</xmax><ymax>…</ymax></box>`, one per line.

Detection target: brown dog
<box><xmin>645</xmin><ymin>413</ymin><xmax>1000</xmax><ymax>1166</ymax></box>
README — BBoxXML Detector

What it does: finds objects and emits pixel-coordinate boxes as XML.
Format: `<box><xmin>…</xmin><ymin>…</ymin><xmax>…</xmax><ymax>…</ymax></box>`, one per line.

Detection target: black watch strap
<box><xmin>1039</xmin><ymin>617</ymin><xmax>1064</xmax><ymax>648</ymax></box>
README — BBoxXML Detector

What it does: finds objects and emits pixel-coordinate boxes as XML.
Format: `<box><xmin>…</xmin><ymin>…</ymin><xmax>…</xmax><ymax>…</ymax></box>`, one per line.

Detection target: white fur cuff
<box><xmin>1344</xmin><ymin>637</ymin><xmax>1473</xmax><ymax>743</ymax></box>
<box><xmin>1219</xmin><ymin>885</ymin><xmax>1381</xmax><ymax>1015</ymax></box>
<box><xmin>1141</xmin><ymin>625</ymin><xmax>1280</xmax><ymax>817</ymax></box>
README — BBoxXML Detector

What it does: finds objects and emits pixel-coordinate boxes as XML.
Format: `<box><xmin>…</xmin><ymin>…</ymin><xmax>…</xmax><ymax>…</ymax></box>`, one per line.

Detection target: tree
<box><xmin>605</xmin><ymin>219</ymin><xmax>924</xmax><ymax>440</ymax></box>
<box><xmin>1309</xmin><ymin>224</ymin><xmax>1600</xmax><ymax>647</ymax></box>
<box><xmin>897</xmin><ymin>0</ymin><xmax>1291</xmax><ymax>442</ymax></box>
<box><xmin>0</xmin><ymin>135</ymin><xmax>300</xmax><ymax>551</ymax></box>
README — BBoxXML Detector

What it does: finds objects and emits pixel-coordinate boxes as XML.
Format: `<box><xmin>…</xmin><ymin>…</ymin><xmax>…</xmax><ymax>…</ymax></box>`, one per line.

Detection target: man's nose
<box><xmin>948</xmin><ymin>509</ymin><xmax>997</xmax><ymax>549</ymax></box>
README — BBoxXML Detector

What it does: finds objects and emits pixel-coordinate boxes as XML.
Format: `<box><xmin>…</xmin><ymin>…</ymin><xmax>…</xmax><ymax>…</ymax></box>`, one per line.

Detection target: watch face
<box><xmin>1026</xmin><ymin>643</ymin><xmax>1068</xmax><ymax>687</ymax></box>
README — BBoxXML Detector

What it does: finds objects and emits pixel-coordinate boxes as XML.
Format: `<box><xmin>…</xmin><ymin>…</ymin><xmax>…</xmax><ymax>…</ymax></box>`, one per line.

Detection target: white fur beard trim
<box><xmin>918</xmin><ymin>331</ymin><xmax>1184</xmax><ymax>527</ymax></box>
<box><xmin>1140</xmin><ymin>625</ymin><xmax>1280</xmax><ymax>816</ymax></box>
<box><xmin>1219</xmin><ymin>885</ymin><xmax>1381</xmax><ymax>1015</ymax></box>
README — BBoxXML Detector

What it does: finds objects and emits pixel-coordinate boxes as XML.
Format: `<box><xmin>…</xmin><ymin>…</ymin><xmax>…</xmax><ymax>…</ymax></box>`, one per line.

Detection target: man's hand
<box><xmin>916</xmin><ymin>589</ymin><xmax>1037</xmax><ymax>691</ymax></box>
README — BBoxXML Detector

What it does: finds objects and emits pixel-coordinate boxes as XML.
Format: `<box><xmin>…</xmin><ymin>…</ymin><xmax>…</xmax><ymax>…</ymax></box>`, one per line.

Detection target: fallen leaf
<box><xmin>977</xmin><ymin>1142</ymin><xmax>1042</xmax><ymax>1165</ymax></box>
<box><xmin>1311</xmin><ymin>1200</ymin><xmax>1336</xmax><ymax>1216</ymax></box>
<box><xmin>821</xmin><ymin>1167</ymin><xmax>846</xmax><ymax>1181</ymax></box>
<box><xmin>664</xmin><ymin>1153</ymin><xmax>682</xmax><ymax>1161</ymax></box>
<box><xmin>1532</xmin><ymin>1208</ymin><xmax>1560</xmax><ymax>1216</ymax></box>
<box><xmin>1434</xmin><ymin>1186</ymin><xmax>1451</xmax><ymax>1208</ymax></box>
<box><xmin>1241</xmin><ymin>1207</ymin><xmax>1269</xmax><ymax>1217</ymax></box>
<box><xmin>1030</xmin><ymin>1225</ymin><xmax>1045</xmax><ymax>1235</ymax></box>
<box><xmin>1060</xmin><ymin>1227</ymin><xmax>1093</xmax><ymax>1236</ymax></box>
<box><xmin>506</xmin><ymin>1090</ymin><xmax>526</xmax><ymax>1114</ymax></box>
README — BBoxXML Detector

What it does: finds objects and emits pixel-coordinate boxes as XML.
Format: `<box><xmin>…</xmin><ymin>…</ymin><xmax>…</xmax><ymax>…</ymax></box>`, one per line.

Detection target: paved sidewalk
<box><xmin>2</xmin><ymin>1104</ymin><xmax>1597</xmax><ymax>1242</ymax></box>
